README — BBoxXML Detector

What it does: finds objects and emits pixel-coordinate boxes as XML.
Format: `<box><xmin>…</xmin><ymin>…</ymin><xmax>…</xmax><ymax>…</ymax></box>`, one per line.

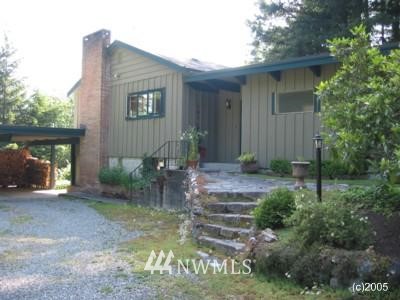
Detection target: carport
<box><xmin>0</xmin><ymin>125</ymin><xmax>85</xmax><ymax>187</ymax></box>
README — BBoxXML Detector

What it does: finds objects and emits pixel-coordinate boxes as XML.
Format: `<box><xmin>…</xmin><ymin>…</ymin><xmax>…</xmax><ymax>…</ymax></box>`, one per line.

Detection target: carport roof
<box><xmin>0</xmin><ymin>125</ymin><xmax>85</xmax><ymax>145</ymax></box>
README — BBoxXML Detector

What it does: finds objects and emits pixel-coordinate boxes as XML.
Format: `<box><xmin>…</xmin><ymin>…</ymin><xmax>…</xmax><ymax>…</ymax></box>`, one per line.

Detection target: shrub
<box><xmin>237</xmin><ymin>152</ymin><xmax>256</xmax><ymax>164</ymax></box>
<box><xmin>340</xmin><ymin>183</ymin><xmax>400</xmax><ymax>215</ymax></box>
<box><xmin>270</xmin><ymin>159</ymin><xmax>291</xmax><ymax>176</ymax></box>
<box><xmin>98</xmin><ymin>166</ymin><xmax>128</xmax><ymax>186</ymax></box>
<box><xmin>287</xmin><ymin>195</ymin><xmax>372</xmax><ymax>250</ymax></box>
<box><xmin>308</xmin><ymin>160</ymin><xmax>349</xmax><ymax>179</ymax></box>
<box><xmin>253</xmin><ymin>188</ymin><xmax>295</xmax><ymax>229</ymax></box>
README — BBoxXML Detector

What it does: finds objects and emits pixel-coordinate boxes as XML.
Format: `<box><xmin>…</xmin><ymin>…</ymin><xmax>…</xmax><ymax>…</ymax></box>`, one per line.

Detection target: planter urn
<box><xmin>291</xmin><ymin>161</ymin><xmax>310</xmax><ymax>189</ymax></box>
<box><xmin>186</xmin><ymin>160</ymin><xmax>199</xmax><ymax>169</ymax></box>
<box><xmin>240</xmin><ymin>162</ymin><xmax>259</xmax><ymax>174</ymax></box>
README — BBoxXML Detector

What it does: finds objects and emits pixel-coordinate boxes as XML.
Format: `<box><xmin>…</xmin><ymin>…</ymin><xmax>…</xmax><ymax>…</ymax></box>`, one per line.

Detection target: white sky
<box><xmin>1</xmin><ymin>0</ymin><xmax>259</xmax><ymax>98</ymax></box>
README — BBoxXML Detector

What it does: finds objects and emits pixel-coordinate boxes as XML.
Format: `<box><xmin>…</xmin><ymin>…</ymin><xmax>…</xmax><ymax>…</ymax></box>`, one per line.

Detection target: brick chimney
<box><xmin>76</xmin><ymin>29</ymin><xmax>111</xmax><ymax>188</ymax></box>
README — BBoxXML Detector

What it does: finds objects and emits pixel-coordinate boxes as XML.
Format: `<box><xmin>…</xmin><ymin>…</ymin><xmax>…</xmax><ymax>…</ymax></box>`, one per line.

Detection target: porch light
<box><xmin>313</xmin><ymin>133</ymin><xmax>323</xmax><ymax>201</ymax></box>
<box><xmin>225</xmin><ymin>98</ymin><xmax>232</xmax><ymax>110</ymax></box>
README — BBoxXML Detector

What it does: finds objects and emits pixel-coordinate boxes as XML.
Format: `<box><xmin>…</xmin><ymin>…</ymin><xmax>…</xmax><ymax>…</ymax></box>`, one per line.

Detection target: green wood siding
<box><xmin>217</xmin><ymin>90</ymin><xmax>241</xmax><ymax>162</ymax></box>
<box><xmin>108</xmin><ymin>48</ymin><xmax>183</xmax><ymax>158</ymax></box>
<box><xmin>241</xmin><ymin>65</ymin><xmax>337</xmax><ymax>167</ymax></box>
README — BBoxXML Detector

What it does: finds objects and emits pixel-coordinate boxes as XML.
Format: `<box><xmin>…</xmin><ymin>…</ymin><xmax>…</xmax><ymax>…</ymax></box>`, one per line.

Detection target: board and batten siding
<box><xmin>108</xmin><ymin>47</ymin><xmax>184</xmax><ymax>159</ymax></box>
<box><xmin>217</xmin><ymin>90</ymin><xmax>241</xmax><ymax>162</ymax></box>
<box><xmin>241</xmin><ymin>64</ymin><xmax>338</xmax><ymax>168</ymax></box>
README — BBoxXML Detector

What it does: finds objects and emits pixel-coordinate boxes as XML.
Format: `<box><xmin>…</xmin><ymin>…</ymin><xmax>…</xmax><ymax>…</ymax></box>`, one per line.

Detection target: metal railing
<box><xmin>128</xmin><ymin>140</ymin><xmax>189</xmax><ymax>200</ymax></box>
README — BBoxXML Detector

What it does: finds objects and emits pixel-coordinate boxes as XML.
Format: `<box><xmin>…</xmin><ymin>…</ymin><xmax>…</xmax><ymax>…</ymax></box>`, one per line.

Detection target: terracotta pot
<box><xmin>240</xmin><ymin>162</ymin><xmax>259</xmax><ymax>174</ymax></box>
<box><xmin>291</xmin><ymin>161</ymin><xmax>310</xmax><ymax>189</ymax></box>
<box><xmin>187</xmin><ymin>160</ymin><xmax>198</xmax><ymax>169</ymax></box>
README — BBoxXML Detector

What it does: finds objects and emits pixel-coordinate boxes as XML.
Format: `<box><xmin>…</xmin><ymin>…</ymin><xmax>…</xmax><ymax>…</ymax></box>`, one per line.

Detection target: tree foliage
<box><xmin>248</xmin><ymin>0</ymin><xmax>400</xmax><ymax>62</ymax></box>
<box><xmin>317</xmin><ymin>25</ymin><xmax>400</xmax><ymax>177</ymax></box>
<box><xmin>0</xmin><ymin>35</ymin><xmax>25</xmax><ymax>124</ymax></box>
<box><xmin>0</xmin><ymin>37</ymin><xmax>74</xmax><ymax>170</ymax></box>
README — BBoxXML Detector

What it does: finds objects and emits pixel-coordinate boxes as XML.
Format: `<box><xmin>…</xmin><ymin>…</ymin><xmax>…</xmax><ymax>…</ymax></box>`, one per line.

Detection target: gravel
<box><xmin>0</xmin><ymin>197</ymin><xmax>155</xmax><ymax>299</ymax></box>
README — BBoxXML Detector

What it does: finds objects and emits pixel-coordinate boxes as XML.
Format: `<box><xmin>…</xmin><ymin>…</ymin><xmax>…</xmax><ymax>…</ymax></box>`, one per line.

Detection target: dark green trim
<box><xmin>109</xmin><ymin>41</ymin><xmax>200</xmax><ymax>74</ymax></box>
<box><xmin>71</xmin><ymin>144</ymin><xmax>76</xmax><ymax>186</ymax></box>
<box><xmin>50</xmin><ymin>145</ymin><xmax>56</xmax><ymax>189</ymax></box>
<box><xmin>27</xmin><ymin>137</ymin><xmax>81</xmax><ymax>146</ymax></box>
<box><xmin>270</xmin><ymin>71</ymin><xmax>281</xmax><ymax>82</ymax></box>
<box><xmin>205</xmin><ymin>79</ymin><xmax>241</xmax><ymax>93</ymax></box>
<box><xmin>185</xmin><ymin>54</ymin><xmax>337</xmax><ymax>82</ymax></box>
<box><xmin>271</xmin><ymin>92</ymin><xmax>276</xmax><ymax>115</ymax></box>
<box><xmin>126</xmin><ymin>88</ymin><xmax>166</xmax><ymax>120</ymax></box>
<box><xmin>313</xmin><ymin>93</ymin><xmax>321</xmax><ymax>113</ymax></box>
<box><xmin>309</xmin><ymin>65</ymin><xmax>321</xmax><ymax>77</ymax></box>
<box><xmin>0</xmin><ymin>125</ymin><xmax>85</xmax><ymax>137</ymax></box>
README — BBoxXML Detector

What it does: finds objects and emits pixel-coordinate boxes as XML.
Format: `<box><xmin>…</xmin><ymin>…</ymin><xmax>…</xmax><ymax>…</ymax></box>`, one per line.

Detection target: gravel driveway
<box><xmin>0</xmin><ymin>196</ymin><xmax>153</xmax><ymax>299</ymax></box>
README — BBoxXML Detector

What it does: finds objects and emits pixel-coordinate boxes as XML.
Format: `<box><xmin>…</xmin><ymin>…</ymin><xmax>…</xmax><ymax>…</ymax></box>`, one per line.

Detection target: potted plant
<box><xmin>291</xmin><ymin>157</ymin><xmax>310</xmax><ymax>189</ymax></box>
<box><xmin>181</xmin><ymin>127</ymin><xmax>207</xmax><ymax>169</ymax></box>
<box><xmin>237</xmin><ymin>152</ymin><xmax>259</xmax><ymax>173</ymax></box>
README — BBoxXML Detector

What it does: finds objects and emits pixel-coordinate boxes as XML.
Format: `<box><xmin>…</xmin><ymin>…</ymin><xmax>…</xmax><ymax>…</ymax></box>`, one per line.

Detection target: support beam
<box><xmin>26</xmin><ymin>137</ymin><xmax>80</xmax><ymax>146</ymax></box>
<box><xmin>50</xmin><ymin>145</ymin><xmax>56</xmax><ymax>189</ymax></box>
<box><xmin>71</xmin><ymin>144</ymin><xmax>76</xmax><ymax>186</ymax></box>
<box><xmin>309</xmin><ymin>65</ymin><xmax>321</xmax><ymax>77</ymax></box>
<box><xmin>235</xmin><ymin>75</ymin><xmax>246</xmax><ymax>85</ymax></box>
<box><xmin>269</xmin><ymin>71</ymin><xmax>281</xmax><ymax>81</ymax></box>
<box><xmin>205</xmin><ymin>79</ymin><xmax>241</xmax><ymax>93</ymax></box>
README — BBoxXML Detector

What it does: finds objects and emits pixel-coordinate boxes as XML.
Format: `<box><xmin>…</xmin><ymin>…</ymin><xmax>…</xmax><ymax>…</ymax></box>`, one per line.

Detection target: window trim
<box><xmin>272</xmin><ymin>90</ymin><xmax>319</xmax><ymax>115</ymax></box>
<box><xmin>126</xmin><ymin>88</ymin><xmax>165</xmax><ymax>120</ymax></box>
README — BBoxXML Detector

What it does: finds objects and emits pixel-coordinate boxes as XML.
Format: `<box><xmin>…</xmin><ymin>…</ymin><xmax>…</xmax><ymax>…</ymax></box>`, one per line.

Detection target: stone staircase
<box><xmin>194</xmin><ymin>192</ymin><xmax>261</xmax><ymax>256</ymax></box>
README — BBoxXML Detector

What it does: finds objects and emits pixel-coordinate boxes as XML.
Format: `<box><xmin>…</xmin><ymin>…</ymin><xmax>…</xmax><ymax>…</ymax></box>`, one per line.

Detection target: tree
<box><xmin>317</xmin><ymin>25</ymin><xmax>400</xmax><ymax>177</ymax></box>
<box><xmin>17</xmin><ymin>91</ymin><xmax>74</xmax><ymax>169</ymax></box>
<box><xmin>0</xmin><ymin>35</ymin><xmax>25</xmax><ymax>124</ymax></box>
<box><xmin>248</xmin><ymin>0</ymin><xmax>400</xmax><ymax>62</ymax></box>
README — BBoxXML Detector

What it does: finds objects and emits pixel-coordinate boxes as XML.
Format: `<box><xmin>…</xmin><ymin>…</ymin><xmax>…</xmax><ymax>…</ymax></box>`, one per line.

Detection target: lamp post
<box><xmin>313</xmin><ymin>133</ymin><xmax>323</xmax><ymax>201</ymax></box>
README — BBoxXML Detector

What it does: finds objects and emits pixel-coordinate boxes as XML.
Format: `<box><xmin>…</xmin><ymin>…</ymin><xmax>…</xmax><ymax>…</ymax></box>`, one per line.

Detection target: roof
<box><xmin>184</xmin><ymin>53</ymin><xmax>337</xmax><ymax>82</ymax></box>
<box><xmin>109</xmin><ymin>40</ymin><xmax>226</xmax><ymax>73</ymax></box>
<box><xmin>68</xmin><ymin>40</ymin><xmax>227</xmax><ymax>96</ymax></box>
<box><xmin>0</xmin><ymin>125</ymin><xmax>85</xmax><ymax>145</ymax></box>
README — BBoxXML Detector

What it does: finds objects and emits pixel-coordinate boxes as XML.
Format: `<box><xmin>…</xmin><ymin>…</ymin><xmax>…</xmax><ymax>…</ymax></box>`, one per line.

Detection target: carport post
<box><xmin>50</xmin><ymin>145</ymin><xmax>56</xmax><ymax>189</ymax></box>
<box><xmin>71</xmin><ymin>144</ymin><xmax>76</xmax><ymax>185</ymax></box>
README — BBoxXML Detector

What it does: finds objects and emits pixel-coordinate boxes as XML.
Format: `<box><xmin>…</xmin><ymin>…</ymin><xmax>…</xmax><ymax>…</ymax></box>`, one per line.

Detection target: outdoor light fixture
<box><xmin>225</xmin><ymin>98</ymin><xmax>232</xmax><ymax>110</ymax></box>
<box><xmin>313</xmin><ymin>133</ymin><xmax>323</xmax><ymax>201</ymax></box>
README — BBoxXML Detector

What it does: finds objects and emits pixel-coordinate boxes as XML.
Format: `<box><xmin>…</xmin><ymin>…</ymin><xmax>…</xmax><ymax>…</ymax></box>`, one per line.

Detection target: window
<box><xmin>127</xmin><ymin>89</ymin><xmax>165</xmax><ymax>119</ymax></box>
<box><xmin>273</xmin><ymin>90</ymin><xmax>316</xmax><ymax>114</ymax></box>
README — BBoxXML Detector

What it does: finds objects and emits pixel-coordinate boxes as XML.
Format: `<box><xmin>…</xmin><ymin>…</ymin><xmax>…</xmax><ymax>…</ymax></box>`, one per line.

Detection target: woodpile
<box><xmin>0</xmin><ymin>148</ymin><xmax>52</xmax><ymax>189</ymax></box>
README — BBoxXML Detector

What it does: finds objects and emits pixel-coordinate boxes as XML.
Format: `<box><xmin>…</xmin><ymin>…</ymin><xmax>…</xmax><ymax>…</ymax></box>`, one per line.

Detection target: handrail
<box><xmin>128</xmin><ymin>140</ymin><xmax>189</xmax><ymax>201</ymax></box>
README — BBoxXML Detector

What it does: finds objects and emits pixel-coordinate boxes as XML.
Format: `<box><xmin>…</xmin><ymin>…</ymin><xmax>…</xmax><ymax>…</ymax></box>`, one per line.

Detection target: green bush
<box><xmin>308</xmin><ymin>160</ymin><xmax>349</xmax><ymax>179</ymax></box>
<box><xmin>340</xmin><ymin>183</ymin><xmax>400</xmax><ymax>215</ymax></box>
<box><xmin>98</xmin><ymin>166</ymin><xmax>128</xmax><ymax>186</ymax></box>
<box><xmin>287</xmin><ymin>195</ymin><xmax>372</xmax><ymax>250</ymax></box>
<box><xmin>253</xmin><ymin>188</ymin><xmax>295</xmax><ymax>229</ymax></box>
<box><xmin>270</xmin><ymin>159</ymin><xmax>291</xmax><ymax>176</ymax></box>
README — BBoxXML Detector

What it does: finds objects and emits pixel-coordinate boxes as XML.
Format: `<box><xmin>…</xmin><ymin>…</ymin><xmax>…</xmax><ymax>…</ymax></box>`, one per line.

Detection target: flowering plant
<box><xmin>181</xmin><ymin>127</ymin><xmax>207</xmax><ymax>161</ymax></box>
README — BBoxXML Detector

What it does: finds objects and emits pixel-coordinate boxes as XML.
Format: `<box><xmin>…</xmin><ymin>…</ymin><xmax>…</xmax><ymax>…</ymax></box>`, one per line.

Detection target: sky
<box><xmin>1</xmin><ymin>0</ymin><xmax>259</xmax><ymax>98</ymax></box>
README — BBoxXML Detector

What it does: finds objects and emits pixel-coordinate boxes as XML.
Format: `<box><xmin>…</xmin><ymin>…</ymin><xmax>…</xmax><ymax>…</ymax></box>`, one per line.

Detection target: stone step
<box><xmin>210</xmin><ymin>192</ymin><xmax>261</xmax><ymax>203</ymax></box>
<box><xmin>201</xmin><ymin>223</ymin><xmax>253</xmax><ymax>241</ymax></box>
<box><xmin>207</xmin><ymin>202</ymin><xmax>258</xmax><ymax>214</ymax></box>
<box><xmin>197</xmin><ymin>236</ymin><xmax>246</xmax><ymax>256</ymax></box>
<box><xmin>208</xmin><ymin>213</ymin><xmax>254</xmax><ymax>228</ymax></box>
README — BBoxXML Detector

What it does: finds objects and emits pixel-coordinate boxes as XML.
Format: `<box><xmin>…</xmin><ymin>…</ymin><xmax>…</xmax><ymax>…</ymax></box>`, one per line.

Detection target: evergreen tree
<box><xmin>248</xmin><ymin>0</ymin><xmax>400</xmax><ymax>62</ymax></box>
<box><xmin>0</xmin><ymin>35</ymin><xmax>25</xmax><ymax>124</ymax></box>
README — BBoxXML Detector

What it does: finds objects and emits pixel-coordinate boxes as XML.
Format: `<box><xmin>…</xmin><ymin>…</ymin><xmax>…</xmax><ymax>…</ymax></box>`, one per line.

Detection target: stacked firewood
<box><xmin>0</xmin><ymin>148</ymin><xmax>52</xmax><ymax>188</ymax></box>
<box><xmin>25</xmin><ymin>158</ymin><xmax>51</xmax><ymax>188</ymax></box>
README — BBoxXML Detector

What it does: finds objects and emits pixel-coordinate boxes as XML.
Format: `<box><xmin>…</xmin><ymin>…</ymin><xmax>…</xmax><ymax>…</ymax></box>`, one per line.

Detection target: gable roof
<box><xmin>184</xmin><ymin>53</ymin><xmax>337</xmax><ymax>82</ymax></box>
<box><xmin>109</xmin><ymin>40</ymin><xmax>226</xmax><ymax>73</ymax></box>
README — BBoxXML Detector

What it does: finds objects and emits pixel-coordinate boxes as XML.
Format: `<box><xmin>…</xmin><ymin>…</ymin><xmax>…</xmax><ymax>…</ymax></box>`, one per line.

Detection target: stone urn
<box><xmin>291</xmin><ymin>161</ymin><xmax>310</xmax><ymax>189</ymax></box>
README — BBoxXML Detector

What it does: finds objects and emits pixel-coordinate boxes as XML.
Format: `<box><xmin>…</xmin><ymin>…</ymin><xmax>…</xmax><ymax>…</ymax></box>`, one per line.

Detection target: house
<box><xmin>69</xmin><ymin>29</ymin><xmax>338</xmax><ymax>187</ymax></box>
